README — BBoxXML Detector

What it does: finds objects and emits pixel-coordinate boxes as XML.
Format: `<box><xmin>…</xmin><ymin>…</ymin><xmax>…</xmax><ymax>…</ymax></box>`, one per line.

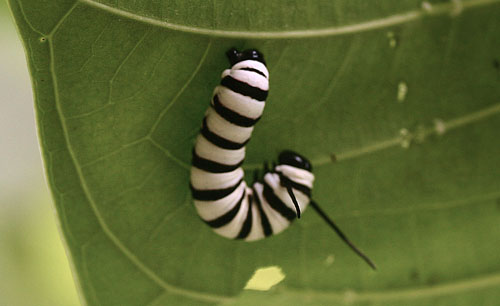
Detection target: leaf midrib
<box><xmin>21</xmin><ymin>0</ymin><xmax>500</xmax><ymax>38</ymax></box>
<box><xmin>244</xmin><ymin>103</ymin><xmax>500</xmax><ymax>170</ymax></box>
<box><xmin>278</xmin><ymin>270</ymin><xmax>500</xmax><ymax>303</ymax></box>
<box><xmin>80</xmin><ymin>0</ymin><xmax>500</xmax><ymax>39</ymax></box>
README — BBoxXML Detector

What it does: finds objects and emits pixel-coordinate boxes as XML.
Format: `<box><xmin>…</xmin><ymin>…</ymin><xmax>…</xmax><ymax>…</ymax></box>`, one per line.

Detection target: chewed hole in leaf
<box><xmin>244</xmin><ymin>266</ymin><xmax>286</xmax><ymax>291</ymax></box>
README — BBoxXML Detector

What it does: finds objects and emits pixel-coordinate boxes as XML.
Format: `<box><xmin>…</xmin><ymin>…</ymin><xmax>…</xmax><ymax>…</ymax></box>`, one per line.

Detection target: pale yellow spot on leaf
<box><xmin>244</xmin><ymin>266</ymin><xmax>286</xmax><ymax>291</ymax></box>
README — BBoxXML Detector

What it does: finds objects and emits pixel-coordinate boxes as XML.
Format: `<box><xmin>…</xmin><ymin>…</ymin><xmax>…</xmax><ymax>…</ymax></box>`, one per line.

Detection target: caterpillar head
<box><xmin>278</xmin><ymin>150</ymin><xmax>312</xmax><ymax>172</ymax></box>
<box><xmin>226</xmin><ymin>48</ymin><xmax>266</xmax><ymax>66</ymax></box>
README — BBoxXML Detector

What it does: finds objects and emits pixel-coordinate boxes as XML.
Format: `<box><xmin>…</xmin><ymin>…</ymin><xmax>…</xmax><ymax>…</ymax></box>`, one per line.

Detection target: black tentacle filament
<box><xmin>277</xmin><ymin>167</ymin><xmax>376</xmax><ymax>270</ymax></box>
<box><xmin>309</xmin><ymin>200</ymin><xmax>377</xmax><ymax>270</ymax></box>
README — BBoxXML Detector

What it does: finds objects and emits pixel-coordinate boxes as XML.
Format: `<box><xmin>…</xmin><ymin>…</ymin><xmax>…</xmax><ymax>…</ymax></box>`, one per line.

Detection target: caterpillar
<box><xmin>190</xmin><ymin>48</ymin><xmax>376</xmax><ymax>269</ymax></box>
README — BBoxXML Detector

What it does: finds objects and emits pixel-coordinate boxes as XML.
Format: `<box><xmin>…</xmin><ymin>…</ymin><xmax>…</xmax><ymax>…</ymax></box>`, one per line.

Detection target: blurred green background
<box><xmin>0</xmin><ymin>1</ymin><xmax>80</xmax><ymax>305</ymax></box>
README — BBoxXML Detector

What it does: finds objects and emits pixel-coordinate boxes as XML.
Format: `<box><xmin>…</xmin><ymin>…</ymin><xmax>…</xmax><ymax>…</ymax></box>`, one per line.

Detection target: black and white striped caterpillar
<box><xmin>190</xmin><ymin>48</ymin><xmax>375</xmax><ymax>269</ymax></box>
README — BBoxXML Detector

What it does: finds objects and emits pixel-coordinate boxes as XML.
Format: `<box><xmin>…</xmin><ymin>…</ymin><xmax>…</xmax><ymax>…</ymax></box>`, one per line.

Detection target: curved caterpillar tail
<box><xmin>190</xmin><ymin>48</ymin><xmax>376</xmax><ymax>269</ymax></box>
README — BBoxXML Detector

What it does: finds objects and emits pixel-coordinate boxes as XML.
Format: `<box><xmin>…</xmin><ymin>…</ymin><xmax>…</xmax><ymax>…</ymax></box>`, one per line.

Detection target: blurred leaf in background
<box><xmin>0</xmin><ymin>192</ymin><xmax>80</xmax><ymax>306</ymax></box>
<box><xmin>6</xmin><ymin>0</ymin><xmax>500</xmax><ymax>305</ymax></box>
<box><xmin>0</xmin><ymin>1</ymin><xmax>79</xmax><ymax>305</ymax></box>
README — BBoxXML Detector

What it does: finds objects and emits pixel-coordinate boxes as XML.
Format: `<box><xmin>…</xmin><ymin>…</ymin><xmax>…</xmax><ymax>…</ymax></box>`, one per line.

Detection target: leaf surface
<box><xmin>8</xmin><ymin>0</ymin><xmax>500</xmax><ymax>305</ymax></box>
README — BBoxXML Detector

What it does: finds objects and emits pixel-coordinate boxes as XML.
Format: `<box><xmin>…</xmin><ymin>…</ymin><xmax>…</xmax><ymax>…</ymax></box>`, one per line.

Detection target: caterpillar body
<box><xmin>190</xmin><ymin>48</ymin><xmax>376</xmax><ymax>269</ymax></box>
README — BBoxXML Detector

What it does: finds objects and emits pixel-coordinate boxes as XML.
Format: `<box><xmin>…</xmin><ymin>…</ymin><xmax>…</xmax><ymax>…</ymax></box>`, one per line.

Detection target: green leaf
<box><xmin>8</xmin><ymin>0</ymin><xmax>500</xmax><ymax>305</ymax></box>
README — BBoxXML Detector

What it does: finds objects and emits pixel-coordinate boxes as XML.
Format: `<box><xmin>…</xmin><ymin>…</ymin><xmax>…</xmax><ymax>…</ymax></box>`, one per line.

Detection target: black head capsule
<box><xmin>226</xmin><ymin>48</ymin><xmax>266</xmax><ymax>66</ymax></box>
<box><xmin>278</xmin><ymin>150</ymin><xmax>312</xmax><ymax>172</ymax></box>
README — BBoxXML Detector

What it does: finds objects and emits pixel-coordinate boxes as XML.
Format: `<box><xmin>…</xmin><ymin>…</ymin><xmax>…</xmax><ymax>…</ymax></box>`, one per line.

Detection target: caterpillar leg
<box><xmin>253</xmin><ymin>169</ymin><xmax>259</xmax><ymax>182</ymax></box>
<box><xmin>263</xmin><ymin>160</ymin><xmax>270</xmax><ymax>174</ymax></box>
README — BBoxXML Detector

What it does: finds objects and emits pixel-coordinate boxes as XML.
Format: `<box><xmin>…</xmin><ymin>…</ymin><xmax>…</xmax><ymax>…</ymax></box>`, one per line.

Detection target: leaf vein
<box><xmin>147</xmin><ymin>191</ymin><xmax>190</xmax><ymax>242</ymax></box>
<box><xmin>148</xmin><ymin>138</ymin><xmax>190</xmax><ymax>170</ymax></box>
<box><xmin>108</xmin><ymin>29</ymin><xmax>152</xmax><ymax>105</ymax></box>
<box><xmin>335</xmin><ymin>190</ymin><xmax>500</xmax><ymax>220</ymax></box>
<box><xmin>49</xmin><ymin>36</ymin><xmax>233</xmax><ymax>305</ymax></box>
<box><xmin>315</xmin><ymin>102</ymin><xmax>500</xmax><ymax>166</ymax></box>
<box><xmin>48</xmin><ymin>0</ymin><xmax>79</xmax><ymax>37</ymax></box>
<box><xmin>148</xmin><ymin>39</ymin><xmax>212</xmax><ymax>136</ymax></box>
<box><xmin>280</xmin><ymin>269</ymin><xmax>500</xmax><ymax>302</ymax></box>
<box><xmin>79</xmin><ymin>0</ymin><xmax>500</xmax><ymax>39</ymax></box>
<box><xmin>244</xmin><ymin>102</ymin><xmax>500</xmax><ymax>170</ymax></box>
<box><xmin>15</xmin><ymin>0</ymin><xmax>47</xmax><ymax>36</ymax></box>
<box><xmin>79</xmin><ymin>138</ymin><xmax>147</xmax><ymax>168</ymax></box>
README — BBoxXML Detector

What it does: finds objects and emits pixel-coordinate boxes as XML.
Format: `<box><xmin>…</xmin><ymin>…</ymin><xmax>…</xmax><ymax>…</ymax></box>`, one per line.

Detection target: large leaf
<box><xmin>9</xmin><ymin>0</ymin><xmax>500</xmax><ymax>305</ymax></box>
